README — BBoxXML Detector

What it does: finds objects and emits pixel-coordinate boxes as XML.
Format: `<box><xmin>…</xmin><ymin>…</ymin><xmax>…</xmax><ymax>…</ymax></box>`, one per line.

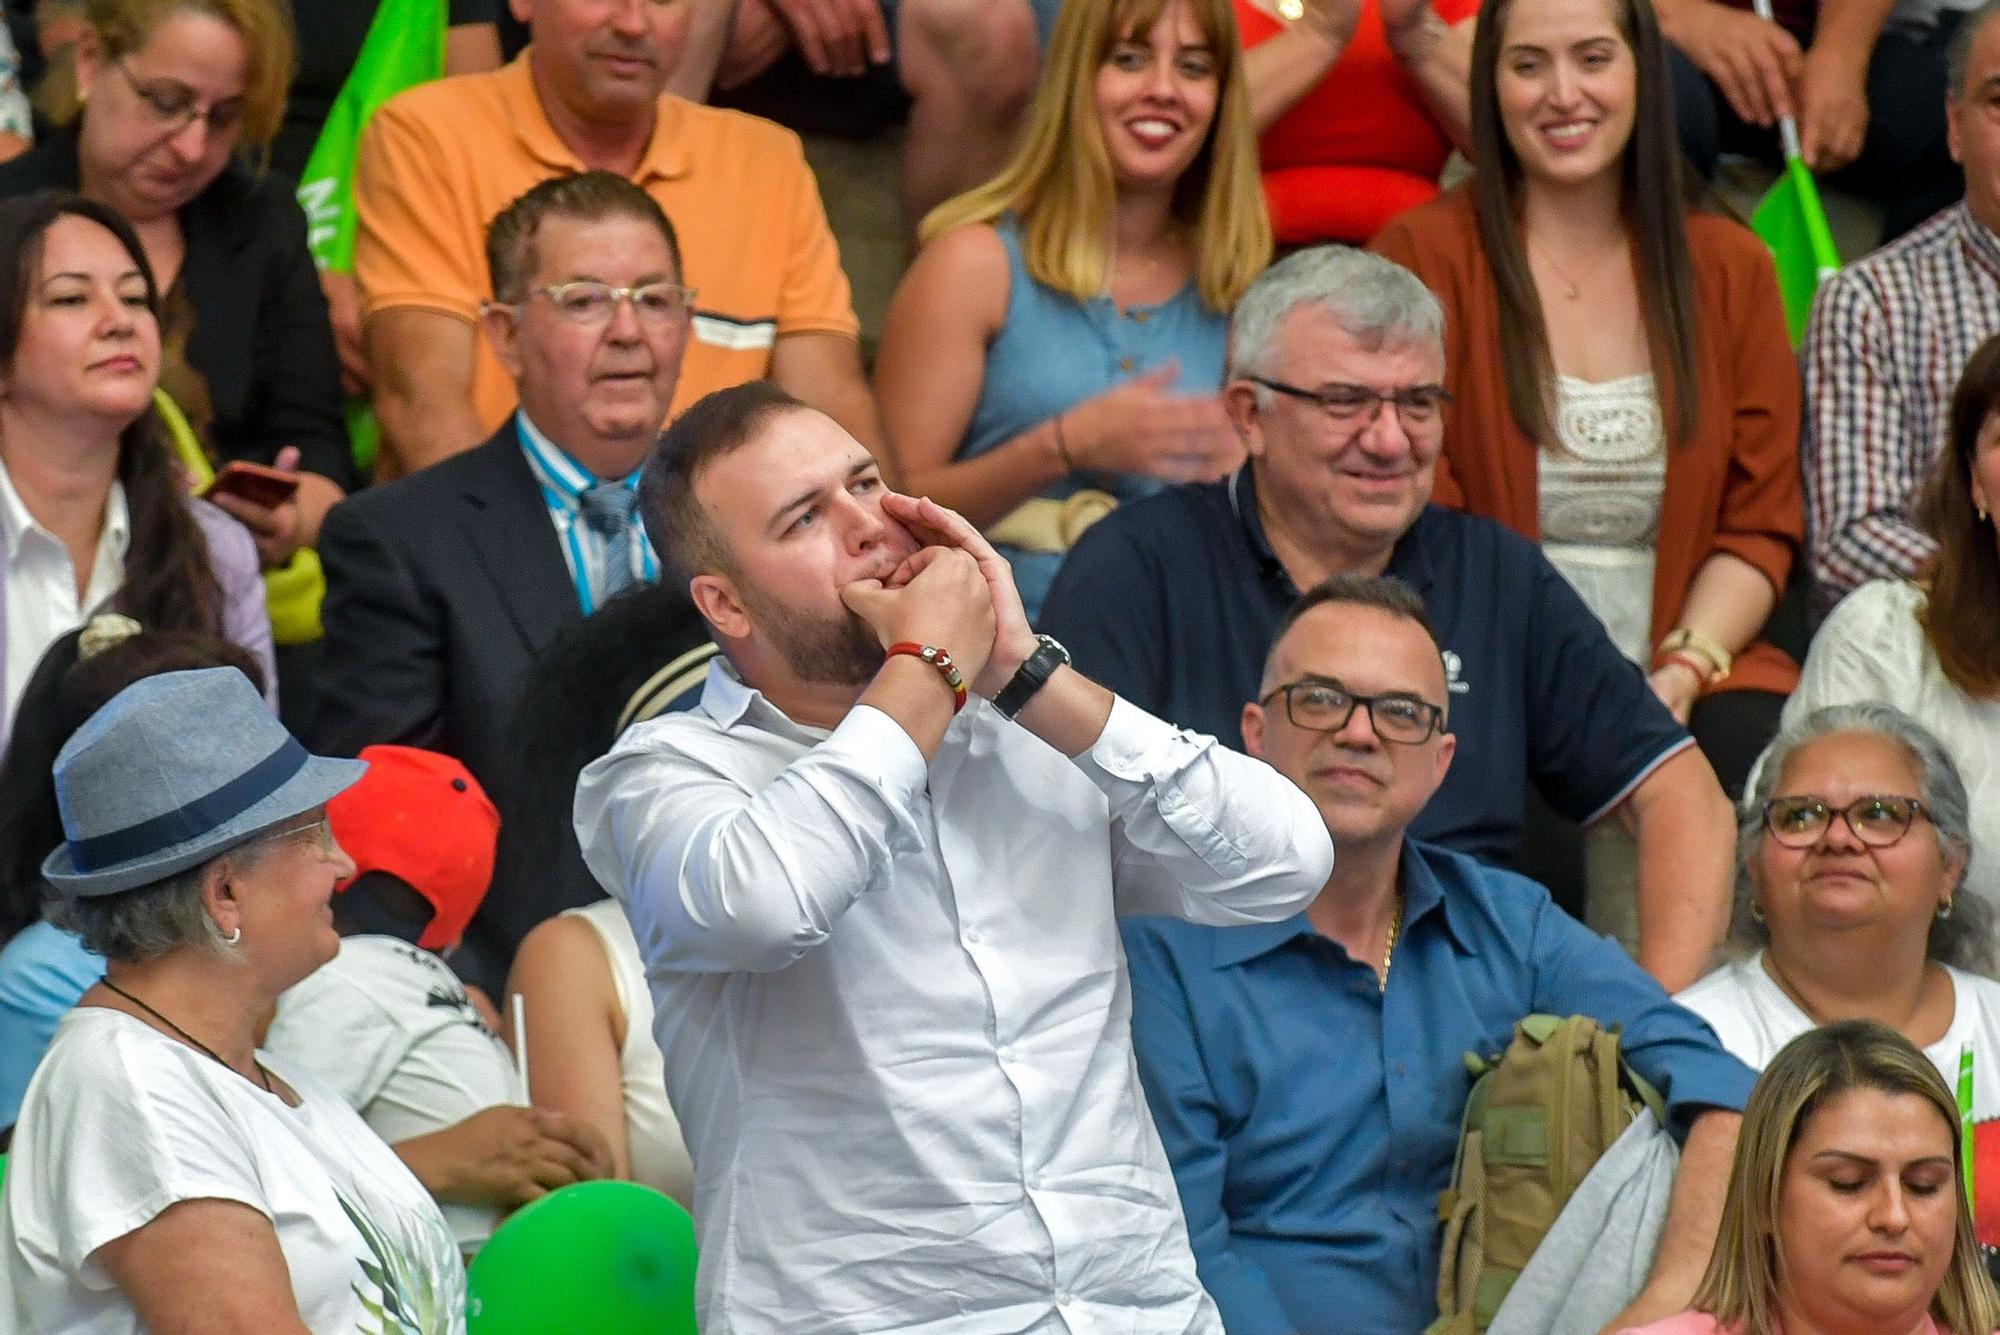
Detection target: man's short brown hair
<box><xmin>485</xmin><ymin>171</ymin><xmax>683</xmax><ymax>303</ymax></box>
<box><xmin>641</xmin><ymin>381</ymin><xmax>812</xmax><ymax>591</ymax></box>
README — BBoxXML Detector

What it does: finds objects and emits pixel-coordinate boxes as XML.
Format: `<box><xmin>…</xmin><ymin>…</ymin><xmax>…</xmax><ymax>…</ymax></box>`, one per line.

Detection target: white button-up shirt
<box><xmin>0</xmin><ymin>457</ymin><xmax>128</xmax><ymax>724</ymax></box>
<box><xmin>575</xmin><ymin>660</ymin><xmax>1334</xmax><ymax>1334</ymax></box>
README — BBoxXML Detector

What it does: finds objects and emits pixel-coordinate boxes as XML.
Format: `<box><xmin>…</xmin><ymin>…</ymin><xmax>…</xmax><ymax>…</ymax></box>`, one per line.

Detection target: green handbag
<box><xmin>153</xmin><ymin>388</ymin><xmax>325</xmax><ymax>646</ymax></box>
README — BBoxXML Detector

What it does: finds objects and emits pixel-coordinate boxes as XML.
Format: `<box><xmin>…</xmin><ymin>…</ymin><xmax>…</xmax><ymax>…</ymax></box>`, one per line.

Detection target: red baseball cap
<box><xmin>327</xmin><ymin>745</ymin><xmax>499</xmax><ymax>953</ymax></box>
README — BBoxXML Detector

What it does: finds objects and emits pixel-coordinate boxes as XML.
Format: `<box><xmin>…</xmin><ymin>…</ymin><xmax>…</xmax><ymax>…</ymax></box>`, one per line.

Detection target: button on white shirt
<box><xmin>0</xmin><ymin>457</ymin><xmax>128</xmax><ymax>726</ymax></box>
<box><xmin>575</xmin><ymin>659</ymin><xmax>1334</xmax><ymax>1334</ymax></box>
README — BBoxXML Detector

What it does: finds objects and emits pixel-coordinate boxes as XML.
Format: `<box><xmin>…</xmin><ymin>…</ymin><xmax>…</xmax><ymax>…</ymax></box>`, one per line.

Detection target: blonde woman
<box><xmin>872</xmin><ymin>0</ymin><xmax>1272</xmax><ymax>617</ymax></box>
<box><xmin>1621</xmin><ymin>1021</ymin><xmax>2000</xmax><ymax>1335</ymax></box>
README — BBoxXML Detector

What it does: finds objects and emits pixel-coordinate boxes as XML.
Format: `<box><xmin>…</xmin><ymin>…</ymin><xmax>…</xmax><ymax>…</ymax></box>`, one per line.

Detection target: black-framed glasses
<box><xmin>521</xmin><ymin>281</ymin><xmax>697</xmax><ymax>327</ymax></box>
<box><xmin>113</xmin><ymin>59</ymin><xmax>244</xmax><ymax>137</ymax></box>
<box><xmin>1762</xmin><ymin>794</ymin><xmax>1930</xmax><ymax>849</ymax></box>
<box><xmin>1248</xmin><ymin>376</ymin><xmax>1452</xmax><ymax>431</ymax></box>
<box><xmin>1260</xmin><ymin>677</ymin><xmax>1444</xmax><ymax>745</ymax></box>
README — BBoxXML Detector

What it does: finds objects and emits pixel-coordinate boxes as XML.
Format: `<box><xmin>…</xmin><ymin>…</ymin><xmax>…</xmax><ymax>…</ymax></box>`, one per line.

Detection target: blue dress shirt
<box><xmin>1121</xmin><ymin>839</ymin><xmax>1755</xmax><ymax>1335</ymax></box>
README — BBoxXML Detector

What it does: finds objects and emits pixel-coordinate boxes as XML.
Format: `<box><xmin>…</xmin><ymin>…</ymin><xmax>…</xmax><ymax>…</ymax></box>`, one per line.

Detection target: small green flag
<box><xmin>296</xmin><ymin>0</ymin><xmax>447</xmax><ymax>274</ymax></box>
<box><xmin>1751</xmin><ymin>155</ymin><xmax>1841</xmax><ymax>347</ymax></box>
<box><xmin>294</xmin><ymin>0</ymin><xmax>446</xmax><ymax>473</ymax></box>
<box><xmin>1962</xmin><ymin>1042</ymin><xmax>1977</xmax><ymax>1212</ymax></box>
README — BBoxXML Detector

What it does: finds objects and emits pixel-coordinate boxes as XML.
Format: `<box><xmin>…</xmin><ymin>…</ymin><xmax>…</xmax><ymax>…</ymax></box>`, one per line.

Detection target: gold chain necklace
<box><xmin>1526</xmin><ymin>235</ymin><xmax>1625</xmax><ymax>303</ymax></box>
<box><xmin>1379</xmin><ymin>889</ymin><xmax>1404</xmax><ymax>993</ymax></box>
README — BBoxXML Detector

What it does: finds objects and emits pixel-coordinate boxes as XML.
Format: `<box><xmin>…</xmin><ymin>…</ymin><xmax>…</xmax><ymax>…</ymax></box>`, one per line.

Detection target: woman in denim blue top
<box><xmin>874</xmin><ymin>0</ymin><xmax>1271</xmax><ymax>618</ymax></box>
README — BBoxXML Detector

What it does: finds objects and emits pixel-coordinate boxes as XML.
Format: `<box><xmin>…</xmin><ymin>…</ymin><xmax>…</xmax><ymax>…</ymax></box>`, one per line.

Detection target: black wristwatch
<box><xmin>994</xmin><ymin>634</ymin><xmax>1071</xmax><ymax>721</ymax></box>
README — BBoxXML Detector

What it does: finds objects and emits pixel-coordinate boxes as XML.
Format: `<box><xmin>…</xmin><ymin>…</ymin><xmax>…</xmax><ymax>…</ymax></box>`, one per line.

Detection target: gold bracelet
<box><xmin>1051</xmin><ymin>413</ymin><xmax>1076</xmax><ymax>473</ymax></box>
<box><xmin>1657</xmin><ymin>628</ymin><xmax>1733</xmax><ymax>683</ymax></box>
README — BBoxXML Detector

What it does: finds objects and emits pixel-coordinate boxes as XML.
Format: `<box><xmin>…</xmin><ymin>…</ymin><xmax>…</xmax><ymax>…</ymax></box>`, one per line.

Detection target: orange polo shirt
<box><xmin>353</xmin><ymin>54</ymin><xmax>858</xmax><ymax>437</ymax></box>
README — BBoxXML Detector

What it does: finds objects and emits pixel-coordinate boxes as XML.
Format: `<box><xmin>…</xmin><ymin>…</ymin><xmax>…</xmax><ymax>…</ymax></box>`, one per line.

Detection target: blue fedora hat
<box><xmin>43</xmin><ymin>668</ymin><xmax>367</xmax><ymax>898</ymax></box>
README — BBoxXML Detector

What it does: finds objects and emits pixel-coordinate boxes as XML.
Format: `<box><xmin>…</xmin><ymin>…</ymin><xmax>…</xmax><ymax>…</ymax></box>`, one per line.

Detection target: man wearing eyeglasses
<box><xmin>351</xmin><ymin>0</ymin><xmax>880</xmax><ymax>477</ymax></box>
<box><xmin>1119</xmin><ymin>573</ymin><xmax>1755</xmax><ymax>1335</ymax></box>
<box><xmin>312</xmin><ymin>173</ymin><xmax>715</xmax><ymax>993</ymax></box>
<box><xmin>1040</xmin><ymin>245</ymin><xmax>1737</xmax><ymax>994</ymax></box>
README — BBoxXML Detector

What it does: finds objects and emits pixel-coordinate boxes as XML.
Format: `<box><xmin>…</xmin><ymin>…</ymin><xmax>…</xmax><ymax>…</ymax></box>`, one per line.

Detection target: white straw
<box><xmin>511</xmin><ymin>992</ymin><xmax>531</xmax><ymax>1105</ymax></box>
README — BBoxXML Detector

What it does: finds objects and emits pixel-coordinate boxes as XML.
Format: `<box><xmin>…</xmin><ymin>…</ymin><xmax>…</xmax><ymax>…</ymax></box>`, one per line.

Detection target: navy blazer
<box><xmin>310</xmin><ymin>423</ymin><xmax>579</xmax><ymax>977</ymax></box>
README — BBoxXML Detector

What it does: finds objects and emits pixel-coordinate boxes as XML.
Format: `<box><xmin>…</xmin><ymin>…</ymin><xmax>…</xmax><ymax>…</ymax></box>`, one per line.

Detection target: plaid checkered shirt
<box><xmin>1804</xmin><ymin>201</ymin><xmax>2000</xmax><ymax>610</ymax></box>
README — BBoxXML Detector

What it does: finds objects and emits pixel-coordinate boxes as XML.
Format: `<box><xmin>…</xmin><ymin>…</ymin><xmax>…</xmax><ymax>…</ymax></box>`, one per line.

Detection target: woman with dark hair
<box><xmin>0</xmin><ymin>618</ymin><xmax>262</xmax><ymax>1127</ymax></box>
<box><xmin>0</xmin><ymin>188</ymin><xmax>270</xmax><ymax>749</ymax></box>
<box><xmin>500</xmin><ymin>584</ymin><xmax>713</xmax><ymax>1204</ymax></box>
<box><xmin>0</xmin><ymin>0</ymin><xmax>352</xmax><ymax>568</ymax></box>
<box><xmin>1782</xmin><ymin>333</ymin><xmax>2000</xmax><ymax>913</ymax></box>
<box><xmin>1620</xmin><ymin>1021</ymin><xmax>2000</xmax><ymax>1334</ymax></box>
<box><xmin>1372</xmin><ymin>0</ymin><xmax>1801</xmax><ymax>798</ymax></box>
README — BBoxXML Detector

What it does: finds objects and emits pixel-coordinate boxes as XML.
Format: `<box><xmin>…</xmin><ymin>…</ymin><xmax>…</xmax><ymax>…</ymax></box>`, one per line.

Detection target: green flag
<box><xmin>297</xmin><ymin>0</ymin><xmax>447</xmax><ymax>274</ymax></box>
<box><xmin>1751</xmin><ymin>155</ymin><xmax>1841</xmax><ymax>346</ymax></box>
<box><xmin>295</xmin><ymin>0</ymin><xmax>447</xmax><ymax>471</ymax></box>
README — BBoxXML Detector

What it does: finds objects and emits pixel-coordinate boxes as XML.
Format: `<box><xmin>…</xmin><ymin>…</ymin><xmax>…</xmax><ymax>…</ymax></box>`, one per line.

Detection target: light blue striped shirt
<box><xmin>516</xmin><ymin>412</ymin><xmax>657</xmax><ymax>615</ymax></box>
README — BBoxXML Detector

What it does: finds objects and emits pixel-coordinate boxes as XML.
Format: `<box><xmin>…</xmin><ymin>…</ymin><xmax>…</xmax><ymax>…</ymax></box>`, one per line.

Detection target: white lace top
<box><xmin>1538</xmin><ymin>373</ymin><xmax>1667</xmax><ymax>665</ymax></box>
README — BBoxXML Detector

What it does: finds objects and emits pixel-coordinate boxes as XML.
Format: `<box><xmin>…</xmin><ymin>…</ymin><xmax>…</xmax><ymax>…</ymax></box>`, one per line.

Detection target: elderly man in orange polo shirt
<box><xmin>353</xmin><ymin>0</ymin><xmax>883</xmax><ymax>477</ymax></box>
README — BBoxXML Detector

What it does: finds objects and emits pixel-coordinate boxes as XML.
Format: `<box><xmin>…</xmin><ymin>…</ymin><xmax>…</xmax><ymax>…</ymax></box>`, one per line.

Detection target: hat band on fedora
<box><xmin>70</xmin><ymin>736</ymin><xmax>312</xmax><ymax>873</ymax></box>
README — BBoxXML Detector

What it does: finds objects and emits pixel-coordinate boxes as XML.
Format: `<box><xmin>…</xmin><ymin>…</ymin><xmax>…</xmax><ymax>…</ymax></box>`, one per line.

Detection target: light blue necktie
<box><xmin>579</xmin><ymin>482</ymin><xmax>639</xmax><ymax>598</ymax></box>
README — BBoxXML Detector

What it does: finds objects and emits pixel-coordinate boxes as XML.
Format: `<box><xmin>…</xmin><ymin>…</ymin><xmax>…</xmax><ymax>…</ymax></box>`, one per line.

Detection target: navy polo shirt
<box><xmin>1040</xmin><ymin>467</ymin><xmax>1693</xmax><ymax>863</ymax></box>
<box><xmin>1120</xmin><ymin>839</ymin><xmax>1757</xmax><ymax>1335</ymax></box>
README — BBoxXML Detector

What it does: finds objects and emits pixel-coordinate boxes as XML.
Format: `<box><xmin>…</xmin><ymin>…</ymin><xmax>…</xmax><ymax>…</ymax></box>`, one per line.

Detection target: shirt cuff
<box><xmin>1076</xmin><ymin>695</ymin><xmax>1198</xmax><ymax>784</ymax></box>
<box><xmin>1660</xmin><ymin>1051</ymin><xmax>1759</xmax><ymax>1136</ymax></box>
<box><xmin>834</xmin><ymin>703</ymin><xmax>932</xmax><ymax>805</ymax></box>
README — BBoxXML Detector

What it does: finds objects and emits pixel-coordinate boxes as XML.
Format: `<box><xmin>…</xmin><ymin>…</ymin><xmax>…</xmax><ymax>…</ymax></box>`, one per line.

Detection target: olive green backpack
<box><xmin>1426</xmin><ymin>1013</ymin><xmax>1666</xmax><ymax>1334</ymax></box>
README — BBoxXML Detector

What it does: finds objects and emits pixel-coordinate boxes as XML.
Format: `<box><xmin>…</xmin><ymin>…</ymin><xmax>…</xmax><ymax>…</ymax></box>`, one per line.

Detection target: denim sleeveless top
<box><xmin>959</xmin><ymin>216</ymin><xmax>1228</xmax><ymax>617</ymax></box>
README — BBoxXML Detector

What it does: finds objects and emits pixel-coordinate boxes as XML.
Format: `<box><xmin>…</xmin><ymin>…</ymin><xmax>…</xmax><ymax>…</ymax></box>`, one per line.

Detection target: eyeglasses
<box><xmin>511</xmin><ymin>281</ymin><xmax>698</xmax><ymax>327</ymax></box>
<box><xmin>1260</xmin><ymin>678</ymin><xmax>1444</xmax><ymax>745</ymax></box>
<box><xmin>258</xmin><ymin>813</ymin><xmax>339</xmax><ymax>860</ymax></box>
<box><xmin>1761</xmin><ymin>794</ymin><xmax>1931</xmax><ymax>849</ymax></box>
<box><xmin>1248</xmin><ymin>376</ymin><xmax>1452</xmax><ymax>431</ymax></box>
<box><xmin>113</xmin><ymin>59</ymin><xmax>244</xmax><ymax>137</ymax></box>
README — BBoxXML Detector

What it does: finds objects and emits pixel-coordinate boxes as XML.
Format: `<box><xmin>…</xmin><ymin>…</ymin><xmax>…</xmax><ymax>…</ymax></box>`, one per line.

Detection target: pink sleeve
<box><xmin>1615</xmin><ymin>1314</ymin><xmax>1726</xmax><ymax>1335</ymax></box>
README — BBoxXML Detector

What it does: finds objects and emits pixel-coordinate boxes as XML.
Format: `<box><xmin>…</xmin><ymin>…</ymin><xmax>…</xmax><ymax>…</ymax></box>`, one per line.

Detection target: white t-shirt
<box><xmin>265</xmin><ymin>935</ymin><xmax>519</xmax><ymax>1249</ymax></box>
<box><xmin>1676</xmin><ymin>951</ymin><xmax>2000</xmax><ymax>1118</ymax></box>
<box><xmin>2</xmin><ymin>1006</ymin><xmax>466</xmax><ymax>1334</ymax></box>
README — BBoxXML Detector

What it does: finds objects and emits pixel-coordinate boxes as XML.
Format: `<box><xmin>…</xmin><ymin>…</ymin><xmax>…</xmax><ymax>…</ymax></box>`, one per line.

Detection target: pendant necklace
<box><xmin>102</xmin><ymin>976</ymin><xmax>274</xmax><ymax>1094</ymax></box>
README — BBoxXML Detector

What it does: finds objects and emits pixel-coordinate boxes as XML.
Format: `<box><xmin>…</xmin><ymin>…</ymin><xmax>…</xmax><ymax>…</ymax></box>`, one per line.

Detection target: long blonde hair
<box><xmin>1691</xmin><ymin>1021</ymin><xmax>2000</xmax><ymax>1334</ymax></box>
<box><xmin>920</xmin><ymin>0</ymin><xmax>1270</xmax><ymax>312</ymax></box>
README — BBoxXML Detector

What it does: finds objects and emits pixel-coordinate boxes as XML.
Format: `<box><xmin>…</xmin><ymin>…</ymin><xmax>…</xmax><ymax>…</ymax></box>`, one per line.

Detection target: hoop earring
<box><xmin>1939</xmin><ymin>898</ymin><xmax>1954</xmax><ymax>921</ymax></box>
<box><xmin>1750</xmin><ymin>900</ymin><xmax>1765</xmax><ymax>924</ymax></box>
<box><xmin>223</xmin><ymin>925</ymin><xmax>242</xmax><ymax>946</ymax></box>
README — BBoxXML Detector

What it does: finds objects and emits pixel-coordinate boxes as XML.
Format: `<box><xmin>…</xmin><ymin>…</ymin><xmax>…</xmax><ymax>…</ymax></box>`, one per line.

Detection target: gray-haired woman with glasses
<box><xmin>2</xmin><ymin>668</ymin><xmax>464</xmax><ymax>1333</ymax></box>
<box><xmin>1675</xmin><ymin>703</ymin><xmax>2000</xmax><ymax>1127</ymax></box>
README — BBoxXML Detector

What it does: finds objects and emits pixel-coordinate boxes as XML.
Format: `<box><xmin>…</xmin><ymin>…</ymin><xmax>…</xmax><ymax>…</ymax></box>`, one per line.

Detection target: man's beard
<box><xmin>743</xmin><ymin>585</ymin><xmax>885</xmax><ymax>687</ymax></box>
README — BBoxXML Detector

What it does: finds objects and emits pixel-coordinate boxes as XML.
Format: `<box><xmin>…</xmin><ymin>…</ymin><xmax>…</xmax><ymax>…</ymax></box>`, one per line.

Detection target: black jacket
<box><xmin>310</xmin><ymin>424</ymin><xmax>578</xmax><ymax>982</ymax></box>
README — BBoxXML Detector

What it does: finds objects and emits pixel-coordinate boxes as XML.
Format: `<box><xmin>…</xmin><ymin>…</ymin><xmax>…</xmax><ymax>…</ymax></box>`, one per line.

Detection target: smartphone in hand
<box><xmin>199</xmin><ymin>461</ymin><xmax>300</xmax><ymax>509</ymax></box>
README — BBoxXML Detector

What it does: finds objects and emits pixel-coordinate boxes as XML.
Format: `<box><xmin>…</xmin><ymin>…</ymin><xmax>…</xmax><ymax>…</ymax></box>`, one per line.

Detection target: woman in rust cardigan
<box><xmin>1372</xmin><ymin>0</ymin><xmax>1800</xmax><ymax>798</ymax></box>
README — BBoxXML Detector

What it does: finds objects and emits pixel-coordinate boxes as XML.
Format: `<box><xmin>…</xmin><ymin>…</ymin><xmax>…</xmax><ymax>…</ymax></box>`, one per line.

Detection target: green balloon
<box><xmin>467</xmin><ymin>1181</ymin><xmax>698</xmax><ymax>1334</ymax></box>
